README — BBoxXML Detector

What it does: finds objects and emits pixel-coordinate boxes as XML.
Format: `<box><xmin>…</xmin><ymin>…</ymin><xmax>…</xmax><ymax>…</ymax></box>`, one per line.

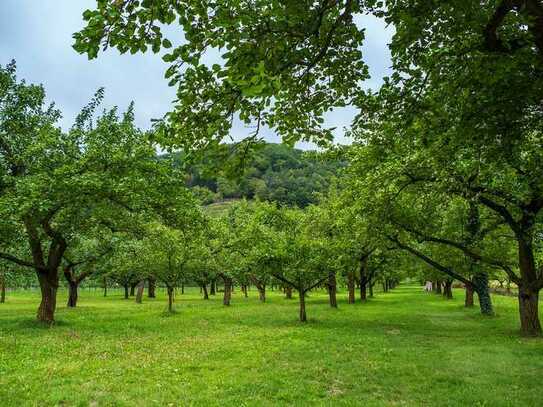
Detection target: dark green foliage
<box><xmin>175</xmin><ymin>143</ymin><xmax>342</xmax><ymax>207</ymax></box>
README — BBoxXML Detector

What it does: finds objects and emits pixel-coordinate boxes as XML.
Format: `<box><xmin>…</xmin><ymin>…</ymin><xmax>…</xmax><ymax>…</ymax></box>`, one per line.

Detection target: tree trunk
<box><xmin>285</xmin><ymin>286</ymin><xmax>292</xmax><ymax>299</ymax></box>
<box><xmin>37</xmin><ymin>271</ymin><xmax>58</xmax><ymax>323</ymax></box>
<box><xmin>473</xmin><ymin>272</ymin><xmax>493</xmax><ymax>316</ymax></box>
<box><xmin>360</xmin><ymin>283</ymin><xmax>368</xmax><ymax>301</ymax></box>
<box><xmin>347</xmin><ymin>272</ymin><xmax>355</xmax><ymax>304</ymax></box>
<box><xmin>465</xmin><ymin>284</ymin><xmax>474</xmax><ymax>307</ymax></box>
<box><xmin>243</xmin><ymin>284</ymin><xmax>248</xmax><ymax>298</ymax></box>
<box><xmin>148</xmin><ymin>278</ymin><xmax>156</xmax><ymax>298</ymax></box>
<box><xmin>167</xmin><ymin>286</ymin><xmax>174</xmax><ymax>312</ymax></box>
<box><xmin>518</xmin><ymin>286</ymin><xmax>542</xmax><ymax>337</ymax></box>
<box><xmin>328</xmin><ymin>273</ymin><xmax>337</xmax><ymax>308</ymax></box>
<box><xmin>516</xmin><ymin>238</ymin><xmax>542</xmax><ymax>336</ymax></box>
<box><xmin>103</xmin><ymin>278</ymin><xmax>107</xmax><ymax>297</ymax></box>
<box><xmin>443</xmin><ymin>280</ymin><xmax>453</xmax><ymax>299</ymax></box>
<box><xmin>210</xmin><ymin>279</ymin><xmax>216</xmax><ymax>295</ymax></box>
<box><xmin>359</xmin><ymin>257</ymin><xmax>368</xmax><ymax>302</ymax></box>
<box><xmin>257</xmin><ymin>284</ymin><xmax>266</xmax><ymax>302</ymax></box>
<box><xmin>435</xmin><ymin>281</ymin><xmax>442</xmax><ymax>294</ymax></box>
<box><xmin>135</xmin><ymin>281</ymin><xmax>144</xmax><ymax>304</ymax></box>
<box><xmin>67</xmin><ymin>281</ymin><xmax>78</xmax><ymax>307</ymax></box>
<box><xmin>181</xmin><ymin>282</ymin><xmax>185</xmax><ymax>294</ymax></box>
<box><xmin>123</xmin><ymin>283</ymin><xmax>129</xmax><ymax>299</ymax></box>
<box><xmin>369</xmin><ymin>281</ymin><xmax>374</xmax><ymax>297</ymax></box>
<box><xmin>299</xmin><ymin>288</ymin><xmax>307</xmax><ymax>322</ymax></box>
<box><xmin>223</xmin><ymin>276</ymin><xmax>232</xmax><ymax>306</ymax></box>
<box><xmin>202</xmin><ymin>284</ymin><xmax>209</xmax><ymax>300</ymax></box>
<box><xmin>130</xmin><ymin>283</ymin><xmax>136</xmax><ymax>296</ymax></box>
<box><xmin>0</xmin><ymin>273</ymin><xmax>5</xmax><ymax>303</ymax></box>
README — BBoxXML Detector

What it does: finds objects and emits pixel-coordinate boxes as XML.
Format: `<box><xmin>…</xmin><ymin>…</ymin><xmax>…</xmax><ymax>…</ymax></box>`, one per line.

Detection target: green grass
<box><xmin>1</xmin><ymin>286</ymin><xmax>542</xmax><ymax>406</ymax></box>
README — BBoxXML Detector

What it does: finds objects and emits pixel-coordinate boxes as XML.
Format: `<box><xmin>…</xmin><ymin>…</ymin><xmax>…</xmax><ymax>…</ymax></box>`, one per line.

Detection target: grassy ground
<box><xmin>1</xmin><ymin>286</ymin><xmax>542</xmax><ymax>406</ymax></box>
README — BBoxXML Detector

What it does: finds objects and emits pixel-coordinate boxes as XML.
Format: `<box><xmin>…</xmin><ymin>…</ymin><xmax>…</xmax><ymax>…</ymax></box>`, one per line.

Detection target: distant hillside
<box><xmin>176</xmin><ymin>143</ymin><xmax>342</xmax><ymax>208</ymax></box>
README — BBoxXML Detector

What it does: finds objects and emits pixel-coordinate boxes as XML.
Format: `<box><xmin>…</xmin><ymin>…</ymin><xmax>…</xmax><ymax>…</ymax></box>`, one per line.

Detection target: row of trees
<box><xmin>72</xmin><ymin>200</ymin><xmax>402</xmax><ymax>322</ymax></box>
<box><xmin>72</xmin><ymin>0</ymin><xmax>543</xmax><ymax>336</ymax></box>
<box><xmin>0</xmin><ymin>59</ymin><xmax>529</xmax><ymax>331</ymax></box>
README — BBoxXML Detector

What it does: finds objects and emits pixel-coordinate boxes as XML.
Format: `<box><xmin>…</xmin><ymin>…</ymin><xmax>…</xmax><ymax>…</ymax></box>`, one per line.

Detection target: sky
<box><xmin>0</xmin><ymin>1</ymin><xmax>393</xmax><ymax>149</ymax></box>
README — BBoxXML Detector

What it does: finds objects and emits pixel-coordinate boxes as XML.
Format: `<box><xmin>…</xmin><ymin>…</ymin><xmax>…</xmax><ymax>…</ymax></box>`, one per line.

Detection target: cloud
<box><xmin>0</xmin><ymin>1</ymin><xmax>392</xmax><ymax>149</ymax></box>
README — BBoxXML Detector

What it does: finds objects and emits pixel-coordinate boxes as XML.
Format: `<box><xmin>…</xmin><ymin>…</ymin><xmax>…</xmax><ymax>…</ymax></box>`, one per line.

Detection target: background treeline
<box><xmin>170</xmin><ymin>143</ymin><xmax>342</xmax><ymax>207</ymax></box>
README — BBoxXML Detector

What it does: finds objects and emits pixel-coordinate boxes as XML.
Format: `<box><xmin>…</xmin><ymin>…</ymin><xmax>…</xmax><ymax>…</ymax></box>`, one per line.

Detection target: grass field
<box><xmin>1</xmin><ymin>286</ymin><xmax>542</xmax><ymax>406</ymax></box>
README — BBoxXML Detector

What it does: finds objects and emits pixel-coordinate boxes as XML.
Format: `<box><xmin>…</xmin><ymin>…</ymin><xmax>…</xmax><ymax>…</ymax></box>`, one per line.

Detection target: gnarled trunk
<box><xmin>327</xmin><ymin>273</ymin><xmax>337</xmax><ymax>308</ymax></box>
<box><xmin>347</xmin><ymin>272</ymin><xmax>355</xmax><ymax>304</ymax></box>
<box><xmin>37</xmin><ymin>271</ymin><xmax>58</xmax><ymax>323</ymax></box>
<box><xmin>473</xmin><ymin>272</ymin><xmax>493</xmax><ymax>316</ymax></box>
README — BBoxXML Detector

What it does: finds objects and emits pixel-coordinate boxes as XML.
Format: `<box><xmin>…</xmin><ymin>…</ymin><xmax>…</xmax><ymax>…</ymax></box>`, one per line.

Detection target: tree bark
<box><xmin>0</xmin><ymin>273</ymin><xmax>5</xmax><ymax>303</ymax></box>
<box><xmin>37</xmin><ymin>271</ymin><xmax>58</xmax><ymax>323</ymax></box>
<box><xmin>359</xmin><ymin>257</ymin><xmax>369</xmax><ymax>301</ymax></box>
<box><xmin>123</xmin><ymin>283</ymin><xmax>129</xmax><ymax>299</ymax></box>
<box><xmin>210</xmin><ymin>279</ymin><xmax>216</xmax><ymax>295</ymax></box>
<box><xmin>328</xmin><ymin>273</ymin><xmax>337</xmax><ymax>308</ymax></box>
<box><xmin>167</xmin><ymin>286</ymin><xmax>174</xmax><ymax>312</ymax></box>
<box><xmin>347</xmin><ymin>272</ymin><xmax>355</xmax><ymax>304</ymax></box>
<box><xmin>181</xmin><ymin>282</ymin><xmax>185</xmax><ymax>294</ymax></box>
<box><xmin>67</xmin><ymin>281</ymin><xmax>78</xmax><ymax>307</ymax></box>
<box><xmin>135</xmin><ymin>280</ymin><xmax>144</xmax><ymax>304</ymax></box>
<box><xmin>103</xmin><ymin>277</ymin><xmax>107</xmax><ymax>297</ymax></box>
<box><xmin>130</xmin><ymin>283</ymin><xmax>136</xmax><ymax>296</ymax></box>
<box><xmin>223</xmin><ymin>276</ymin><xmax>232</xmax><ymax>306</ymax></box>
<box><xmin>202</xmin><ymin>283</ymin><xmax>209</xmax><ymax>300</ymax></box>
<box><xmin>473</xmin><ymin>272</ymin><xmax>493</xmax><ymax>316</ymax></box>
<box><xmin>257</xmin><ymin>284</ymin><xmax>266</xmax><ymax>302</ymax></box>
<box><xmin>285</xmin><ymin>286</ymin><xmax>292</xmax><ymax>299</ymax></box>
<box><xmin>518</xmin><ymin>286</ymin><xmax>542</xmax><ymax>337</ymax></box>
<box><xmin>465</xmin><ymin>284</ymin><xmax>474</xmax><ymax>307</ymax></box>
<box><xmin>299</xmin><ymin>289</ymin><xmax>307</xmax><ymax>322</ymax></box>
<box><xmin>148</xmin><ymin>277</ymin><xmax>156</xmax><ymax>298</ymax></box>
<box><xmin>443</xmin><ymin>279</ymin><xmax>453</xmax><ymax>299</ymax></box>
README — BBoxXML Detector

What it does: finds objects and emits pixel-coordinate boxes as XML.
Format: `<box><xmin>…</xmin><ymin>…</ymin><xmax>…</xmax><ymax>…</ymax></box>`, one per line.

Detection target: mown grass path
<box><xmin>1</xmin><ymin>286</ymin><xmax>542</xmax><ymax>406</ymax></box>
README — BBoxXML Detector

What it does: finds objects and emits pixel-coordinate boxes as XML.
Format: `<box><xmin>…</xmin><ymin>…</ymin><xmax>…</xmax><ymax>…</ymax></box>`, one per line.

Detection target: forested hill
<box><xmin>175</xmin><ymin>143</ymin><xmax>343</xmax><ymax>208</ymax></box>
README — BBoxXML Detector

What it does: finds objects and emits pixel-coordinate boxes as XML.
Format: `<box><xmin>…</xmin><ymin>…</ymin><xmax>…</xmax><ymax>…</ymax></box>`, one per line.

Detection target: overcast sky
<box><xmin>0</xmin><ymin>1</ymin><xmax>393</xmax><ymax>148</ymax></box>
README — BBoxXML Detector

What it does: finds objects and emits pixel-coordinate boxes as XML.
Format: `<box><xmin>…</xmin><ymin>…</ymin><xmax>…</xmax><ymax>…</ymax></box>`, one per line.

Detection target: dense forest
<box><xmin>175</xmin><ymin>143</ymin><xmax>342</xmax><ymax>207</ymax></box>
